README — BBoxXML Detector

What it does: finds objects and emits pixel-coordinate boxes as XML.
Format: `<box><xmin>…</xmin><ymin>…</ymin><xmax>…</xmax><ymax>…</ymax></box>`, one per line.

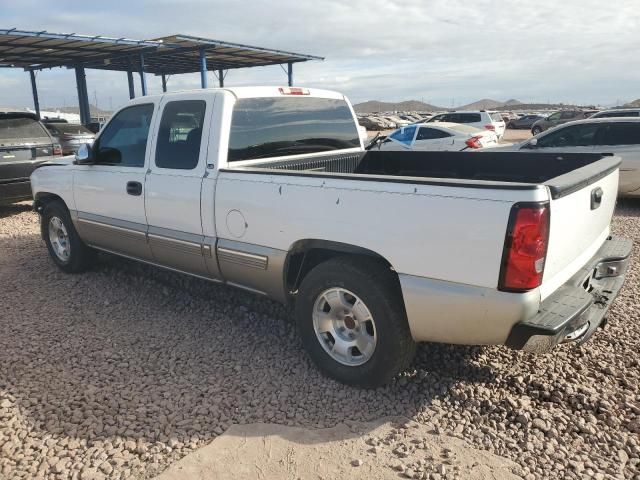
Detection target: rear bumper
<box><xmin>0</xmin><ymin>180</ymin><xmax>32</xmax><ymax>204</ymax></box>
<box><xmin>505</xmin><ymin>235</ymin><xmax>632</xmax><ymax>352</ymax></box>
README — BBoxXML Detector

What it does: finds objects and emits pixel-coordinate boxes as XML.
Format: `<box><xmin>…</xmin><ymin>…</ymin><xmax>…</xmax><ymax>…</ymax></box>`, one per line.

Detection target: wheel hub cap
<box><xmin>48</xmin><ymin>216</ymin><xmax>70</xmax><ymax>262</ymax></box>
<box><xmin>312</xmin><ymin>287</ymin><xmax>377</xmax><ymax>366</ymax></box>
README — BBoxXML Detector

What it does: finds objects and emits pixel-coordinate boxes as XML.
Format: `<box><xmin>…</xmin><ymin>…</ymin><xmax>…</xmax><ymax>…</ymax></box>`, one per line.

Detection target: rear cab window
<box><xmin>228</xmin><ymin>96</ymin><xmax>360</xmax><ymax>162</ymax></box>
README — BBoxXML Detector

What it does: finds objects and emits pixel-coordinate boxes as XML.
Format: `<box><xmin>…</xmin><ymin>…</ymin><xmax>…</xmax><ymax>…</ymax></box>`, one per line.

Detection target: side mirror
<box><xmin>526</xmin><ymin>138</ymin><xmax>538</xmax><ymax>149</ymax></box>
<box><xmin>74</xmin><ymin>143</ymin><xmax>94</xmax><ymax>164</ymax></box>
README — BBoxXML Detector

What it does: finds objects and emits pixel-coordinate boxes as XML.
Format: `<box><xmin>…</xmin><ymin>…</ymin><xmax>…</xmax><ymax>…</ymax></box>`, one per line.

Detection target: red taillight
<box><xmin>484</xmin><ymin>124</ymin><xmax>496</xmax><ymax>130</ymax></box>
<box><xmin>499</xmin><ymin>204</ymin><xmax>550</xmax><ymax>292</ymax></box>
<box><xmin>278</xmin><ymin>87</ymin><xmax>310</xmax><ymax>95</ymax></box>
<box><xmin>465</xmin><ymin>135</ymin><xmax>483</xmax><ymax>149</ymax></box>
<box><xmin>53</xmin><ymin>144</ymin><xmax>62</xmax><ymax>156</ymax></box>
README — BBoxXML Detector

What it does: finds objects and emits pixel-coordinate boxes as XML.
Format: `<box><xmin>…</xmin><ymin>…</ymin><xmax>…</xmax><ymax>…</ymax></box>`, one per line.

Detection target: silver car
<box><xmin>495</xmin><ymin>118</ymin><xmax>640</xmax><ymax>197</ymax></box>
<box><xmin>44</xmin><ymin>123</ymin><xmax>95</xmax><ymax>155</ymax></box>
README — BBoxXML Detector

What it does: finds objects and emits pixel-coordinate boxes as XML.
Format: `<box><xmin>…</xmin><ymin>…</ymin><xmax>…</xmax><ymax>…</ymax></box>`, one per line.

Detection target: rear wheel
<box><xmin>295</xmin><ymin>256</ymin><xmax>415</xmax><ymax>387</ymax></box>
<box><xmin>42</xmin><ymin>201</ymin><xmax>96</xmax><ymax>273</ymax></box>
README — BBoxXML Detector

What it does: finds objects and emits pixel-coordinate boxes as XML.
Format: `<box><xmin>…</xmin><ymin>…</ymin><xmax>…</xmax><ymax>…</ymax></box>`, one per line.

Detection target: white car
<box><xmin>493</xmin><ymin>118</ymin><xmax>640</xmax><ymax>197</ymax></box>
<box><xmin>373</xmin><ymin>122</ymin><xmax>498</xmax><ymax>151</ymax></box>
<box><xmin>30</xmin><ymin>87</ymin><xmax>631</xmax><ymax>387</ymax></box>
<box><xmin>428</xmin><ymin>111</ymin><xmax>506</xmax><ymax>139</ymax></box>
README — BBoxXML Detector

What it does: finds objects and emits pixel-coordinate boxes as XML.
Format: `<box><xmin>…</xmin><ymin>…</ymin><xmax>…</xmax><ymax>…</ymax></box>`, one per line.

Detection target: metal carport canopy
<box><xmin>0</xmin><ymin>28</ymin><xmax>323</xmax><ymax>122</ymax></box>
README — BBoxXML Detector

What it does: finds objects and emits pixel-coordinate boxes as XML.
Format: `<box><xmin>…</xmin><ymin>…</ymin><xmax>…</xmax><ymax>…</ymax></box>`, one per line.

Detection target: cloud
<box><xmin>1</xmin><ymin>0</ymin><xmax>639</xmax><ymax>110</ymax></box>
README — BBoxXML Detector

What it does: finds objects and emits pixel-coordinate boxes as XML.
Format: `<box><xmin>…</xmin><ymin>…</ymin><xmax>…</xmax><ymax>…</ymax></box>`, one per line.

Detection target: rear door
<box><xmin>144</xmin><ymin>93</ymin><xmax>213</xmax><ymax>277</ymax></box>
<box><xmin>73</xmin><ymin>102</ymin><xmax>156</xmax><ymax>260</ymax></box>
<box><xmin>593</xmin><ymin>122</ymin><xmax>640</xmax><ymax>194</ymax></box>
<box><xmin>413</xmin><ymin>126</ymin><xmax>449</xmax><ymax>150</ymax></box>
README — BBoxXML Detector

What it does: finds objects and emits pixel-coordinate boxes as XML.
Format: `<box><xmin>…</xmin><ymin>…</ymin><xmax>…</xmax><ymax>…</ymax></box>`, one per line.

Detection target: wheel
<box><xmin>295</xmin><ymin>256</ymin><xmax>416</xmax><ymax>387</ymax></box>
<box><xmin>42</xmin><ymin>201</ymin><xmax>96</xmax><ymax>273</ymax></box>
<box><xmin>531</xmin><ymin>126</ymin><xmax>542</xmax><ymax>136</ymax></box>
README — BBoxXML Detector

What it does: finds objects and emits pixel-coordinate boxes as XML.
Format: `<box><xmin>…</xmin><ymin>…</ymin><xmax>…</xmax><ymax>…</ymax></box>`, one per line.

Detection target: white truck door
<box><xmin>73</xmin><ymin>102</ymin><xmax>156</xmax><ymax>260</ymax></box>
<box><xmin>144</xmin><ymin>93</ymin><xmax>214</xmax><ymax>277</ymax></box>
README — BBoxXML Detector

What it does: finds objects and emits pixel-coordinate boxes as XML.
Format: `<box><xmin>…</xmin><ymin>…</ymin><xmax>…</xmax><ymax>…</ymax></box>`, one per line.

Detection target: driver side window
<box><xmin>94</xmin><ymin>104</ymin><xmax>154</xmax><ymax>167</ymax></box>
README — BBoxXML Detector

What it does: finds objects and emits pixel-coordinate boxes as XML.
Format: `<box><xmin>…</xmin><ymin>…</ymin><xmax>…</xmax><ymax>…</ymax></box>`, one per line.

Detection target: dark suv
<box><xmin>531</xmin><ymin>110</ymin><xmax>597</xmax><ymax>135</ymax></box>
<box><xmin>0</xmin><ymin>112</ymin><xmax>61</xmax><ymax>204</ymax></box>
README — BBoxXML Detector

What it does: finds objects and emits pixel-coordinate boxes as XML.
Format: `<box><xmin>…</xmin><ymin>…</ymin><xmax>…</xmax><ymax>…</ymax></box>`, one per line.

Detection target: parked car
<box><xmin>31</xmin><ymin>87</ymin><xmax>631</xmax><ymax>387</ymax></box>
<box><xmin>44</xmin><ymin>123</ymin><xmax>95</xmax><ymax>155</ymax></box>
<box><xmin>370</xmin><ymin>122</ymin><xmax>498</xmax><ymax>151</ymax></box>
<box><xmin>427</xmin><ymin>111</ymin><xmax>506</xmax><ymax>139</ymax></box>
<box><xmin>590</xmin><ymin>108</ymin><xmax>640</xmax><ymax>119</ymax></box>
<box><xmin>507</xmin><ymin>114</ymin><xmax>544</xmax><ymax>130</ymax></box>
<box><xmin>384</xmin><ymin>115</ymin><xmax>411</xmax><ymax>128</ymax></box>
<box><xmin>530</xmin><ymin>110</ymin><xmax>596</xmax><ymax>135</ymax></box>
<box><xmin>0</xmin><ymin>112</ymin><xmax>62</xmax><ymax>204</ymax></box>
<box><xmin>494</xmin><ymin>118</ymin><xmax>640</xmax><ymax>196</ymax></box>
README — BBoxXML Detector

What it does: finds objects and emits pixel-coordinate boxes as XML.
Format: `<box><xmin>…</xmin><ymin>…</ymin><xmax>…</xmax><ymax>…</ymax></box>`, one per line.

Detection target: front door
<box><xmin>144</xmin><ymin>94</ymin><xmax>213</xmax><ymax>277</ymax></box>
<box><xmin>73</xmin><ymin>102</ymin><xmax>156</xmax><ymax>260</ymax></box>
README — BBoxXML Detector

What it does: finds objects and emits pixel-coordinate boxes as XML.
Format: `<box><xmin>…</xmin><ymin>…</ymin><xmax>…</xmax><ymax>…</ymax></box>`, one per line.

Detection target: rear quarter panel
<box><xmin>214</xmin><ymin>172</ymin><xmax>546</xmax><ymax>289</ymax></box>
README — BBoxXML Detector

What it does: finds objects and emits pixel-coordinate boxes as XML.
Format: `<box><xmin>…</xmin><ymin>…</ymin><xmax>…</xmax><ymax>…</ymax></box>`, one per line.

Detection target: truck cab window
<box><xmin>94</xmin><ymin>104</ymin><xmax>153</xmax><ymax>167</ymax></box>
<box><xmin>155</xmin><ymin>100</ymin><xmax>206</xmax><ymax>170</ymax></box>
<box><xmin>228</xmin><ymin>97</ymin><xmax>360</xmax><ymax>162</ymax></box>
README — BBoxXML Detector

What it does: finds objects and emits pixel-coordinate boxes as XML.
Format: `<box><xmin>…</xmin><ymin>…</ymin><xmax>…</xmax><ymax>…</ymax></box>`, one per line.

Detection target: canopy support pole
<box><xmin>287</xmin><ymin>62</ymin><xmax>293</xmax><ymax>86</ymax></box>
<box><xmin>139</xmin><ymin>53</ymin><xmax>147</xmax><ymax>96</ymax></box>
<box><xmin>199</xmin><ymin>48</ymin><xmax>208</xmax><ymax>88</ymax></box>
<box><xmin>29</xmin><ymin>70</ymin><xmax>40</xmax><ymax>119</ymax></box>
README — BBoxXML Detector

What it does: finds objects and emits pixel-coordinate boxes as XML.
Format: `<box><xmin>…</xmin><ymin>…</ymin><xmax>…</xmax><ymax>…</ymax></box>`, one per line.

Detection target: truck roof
<box><xmin>138</xmin><ymin>86</ymin><xmax>346</xmax><ymax>101</ymax></box>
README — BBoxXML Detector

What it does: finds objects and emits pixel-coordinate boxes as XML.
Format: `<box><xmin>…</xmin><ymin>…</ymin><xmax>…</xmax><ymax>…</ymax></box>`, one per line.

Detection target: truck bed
<box><xmin>236</xmin><ymin>151</ymin><xmax>621</xmax><ymax>199</ymax></box>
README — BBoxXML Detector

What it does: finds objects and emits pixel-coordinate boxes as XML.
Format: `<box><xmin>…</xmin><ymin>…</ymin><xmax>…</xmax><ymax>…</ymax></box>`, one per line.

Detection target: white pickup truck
<box><xmin>31</xmin><ymin>87</ymin><xmax>632</xmax><ymax>387</ymax></box>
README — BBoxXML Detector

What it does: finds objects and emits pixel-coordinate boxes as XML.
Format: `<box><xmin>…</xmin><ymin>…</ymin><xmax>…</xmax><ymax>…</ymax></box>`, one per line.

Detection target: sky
<box><xmin>0</xmin><ymin>0</ymin><xmax>639</xmax><ymax>111</ymax></box>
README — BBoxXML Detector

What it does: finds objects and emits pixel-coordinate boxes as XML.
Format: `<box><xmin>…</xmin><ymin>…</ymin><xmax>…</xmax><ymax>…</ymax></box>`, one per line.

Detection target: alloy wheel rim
<box><xmin>48</xmin><ymin>216</ymin><xmax>70</xmax><ymax>262</ymax></box>
<box><xmin>312</xmin><ymin>287</ymin><xmax>377</xmax><ymax>366</ymax></box>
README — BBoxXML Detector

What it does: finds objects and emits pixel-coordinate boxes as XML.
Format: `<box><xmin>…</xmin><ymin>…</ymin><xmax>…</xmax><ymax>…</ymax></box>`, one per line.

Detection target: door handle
<box><xmin>126</xmin><ymin>181</ymin><xmax>142</xmax><ymax>196</ymax></box>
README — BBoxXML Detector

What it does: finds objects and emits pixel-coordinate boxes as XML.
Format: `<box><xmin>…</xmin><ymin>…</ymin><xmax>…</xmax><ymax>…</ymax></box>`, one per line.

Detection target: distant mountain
<box><xmin>353</xmin><ymin>100</ymin><xmax>443</xmax><ymax>113</ymax></box>
<box><xmin>503</xmin><ymin>99</ymin><xmax>523</xmax><ymax>106</ymax></box>
<box><xmin>624</xmin><ymin>98</ymin><xmax>640</xmax><ymax>107</ymax></box>
<box><xmin>455</xmin><ymin>98</ymin><xmax>516</xmax><ymax>110</ymax></box>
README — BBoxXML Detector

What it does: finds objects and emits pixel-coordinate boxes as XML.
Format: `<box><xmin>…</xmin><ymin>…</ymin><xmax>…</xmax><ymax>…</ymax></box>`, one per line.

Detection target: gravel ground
<box><xmin>0</xmin><ymin>200</ymin><xmax>639</xmax><ymax>480</ymax></box>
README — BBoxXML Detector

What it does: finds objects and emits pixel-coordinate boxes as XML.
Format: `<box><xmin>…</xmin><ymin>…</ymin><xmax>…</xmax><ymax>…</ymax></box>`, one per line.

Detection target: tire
<box><xmin>531</xmin><ymin>126</ymin><xmax>542</xmax><ymax>136</ymax></box>
<box><xmin>295</xmin><ymin>256</ymin><xmax>416</xmax><ymax>388</ymax></box>
<box><xmin>42</xmin><ymin>201</ymin><xmax>96</xmax><ymax>273</ymax></box>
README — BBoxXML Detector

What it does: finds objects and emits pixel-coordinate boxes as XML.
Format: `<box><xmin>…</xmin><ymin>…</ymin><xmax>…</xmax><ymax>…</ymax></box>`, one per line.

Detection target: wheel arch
<box><xmin>284</xmin><ymin>239</ymin><xmax>399</xmax><ymax>300</ymax></box>
<box><xmin>33</xmin><ymin>192</ymin><xmax>68</xmax><ymax>213</ymax></box>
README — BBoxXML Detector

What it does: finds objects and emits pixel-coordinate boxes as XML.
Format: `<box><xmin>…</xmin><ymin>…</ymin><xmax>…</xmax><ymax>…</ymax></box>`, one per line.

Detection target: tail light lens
<box><xmin>53</xmin><ymin>144</ymin><xmax>62</xmax><ymax>156</ymax></box>
<box><xmin>499</xmin><ymin>203</ymin><xmax>550</xmax><ymax>292</ymax></box>
<box><xmin>465</xmin><ymin>135</ymin><xmax>484</xmax><ymax>149</ymax></box>
<box><xmin>484</xmin><ymin>124</ymin><xmax>496</xmax><ymax>130</ymax></box>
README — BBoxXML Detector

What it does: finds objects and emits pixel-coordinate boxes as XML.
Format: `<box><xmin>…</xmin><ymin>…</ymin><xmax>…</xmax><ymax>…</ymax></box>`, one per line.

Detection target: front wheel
<box><xmin>531</xmin><ymin>126</ymin><xmax>542</xmax><ymax>136</ymax></box>
<box><xmin>295</xmin><ymin>256</ymin><xmax>416</xmax><ymax>387</ymax></box>
<box><xmin>42</xmin><ymin>201</ymin><xmax>96</xmax><ymax>273</ymax></box>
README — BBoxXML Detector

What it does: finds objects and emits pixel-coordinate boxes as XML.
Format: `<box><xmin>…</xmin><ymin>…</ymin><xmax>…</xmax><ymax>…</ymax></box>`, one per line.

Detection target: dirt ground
<box><xmin>155</xmin><ymin>419</ymin><xmax>523</xmax><ymax>480</ymax></box>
